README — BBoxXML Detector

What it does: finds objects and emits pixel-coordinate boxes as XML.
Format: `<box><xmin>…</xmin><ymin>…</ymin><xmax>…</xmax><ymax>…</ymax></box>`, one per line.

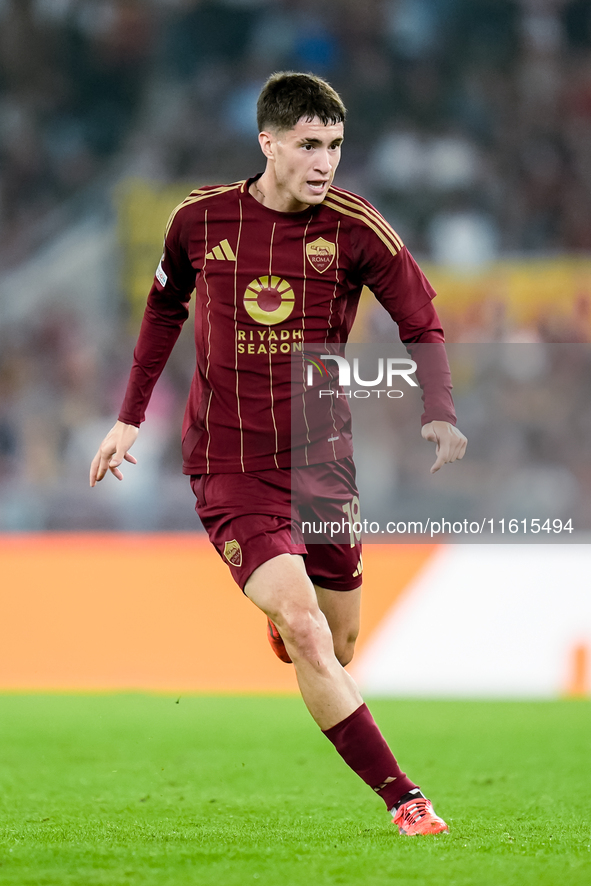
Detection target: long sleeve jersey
<box><xmin>119</xmin><ymin>177</ymin><xmax>456</xmax><ymax>474</ymax></box>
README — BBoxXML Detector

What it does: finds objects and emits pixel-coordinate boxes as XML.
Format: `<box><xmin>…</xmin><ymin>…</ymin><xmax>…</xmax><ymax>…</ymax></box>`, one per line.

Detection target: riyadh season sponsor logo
<box><xmin>304</xmin><ymin>353</ymin><xmax>418</xmax><ymax>399</ymax></box>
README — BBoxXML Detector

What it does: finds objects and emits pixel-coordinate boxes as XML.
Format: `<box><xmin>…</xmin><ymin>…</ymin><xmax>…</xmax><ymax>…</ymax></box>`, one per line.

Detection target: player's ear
<box><xmin>258</xmin><ymin>130</ymin><xmax>276</xmax><ymax>160</ymax></box>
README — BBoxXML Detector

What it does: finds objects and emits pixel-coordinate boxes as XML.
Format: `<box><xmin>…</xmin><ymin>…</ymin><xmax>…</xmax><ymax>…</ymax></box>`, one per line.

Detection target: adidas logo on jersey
<box><xmin>352</xmin><ymin>555</ymin><xmax>363</xmax><ymax>578</ymax></box>
<box><xmin>206</xmin><ymin>239</ymin><xmax>236</xmax><ymax>261</ymax></box>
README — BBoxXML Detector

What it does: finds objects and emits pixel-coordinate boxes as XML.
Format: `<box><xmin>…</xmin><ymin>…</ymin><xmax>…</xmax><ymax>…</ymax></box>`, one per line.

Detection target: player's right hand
<box><xmin>421</xmin><ymin>420</ymin><xmax>467</xmax><ymax>474</ymax></box>
<box><xmin>89</xmin><ymin>420</ymin><xmax>139</xmax><ymax>487</ymax></box>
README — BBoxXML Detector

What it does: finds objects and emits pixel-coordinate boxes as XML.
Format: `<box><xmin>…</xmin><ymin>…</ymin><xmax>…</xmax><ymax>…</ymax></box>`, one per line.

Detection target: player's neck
<box><xmin>249</xmin><ymin>173</ymin><xmax>309</xmax><ymax>213</ymax></box>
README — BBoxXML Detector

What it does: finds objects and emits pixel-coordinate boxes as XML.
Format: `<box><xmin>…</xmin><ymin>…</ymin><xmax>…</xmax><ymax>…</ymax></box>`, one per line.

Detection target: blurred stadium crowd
<box><xmin>4</xmin><ymin>0</ymin><xmax>591</xmax><ymax>258</ymax></box>
<box><xmin>0</xmin><ymin>0</ymin><xmax>590</xmax><ymax>530</ymax></box>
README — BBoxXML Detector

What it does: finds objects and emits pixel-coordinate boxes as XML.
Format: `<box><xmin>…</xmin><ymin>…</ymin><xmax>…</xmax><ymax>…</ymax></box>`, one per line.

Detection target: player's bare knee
<box><xmin>280</xmin><ymin>608</ymin><xmax>334</xmax><ymax>666</ymax></box>
<box><xmin>283</xmin><ymin>608</ymin><xmax>327</xmax><ymax>650</ymax></box>
<box><xmin>334</xmin><ymin>630</ymin><xmax>358</xmax><ymax>666</ymax></box>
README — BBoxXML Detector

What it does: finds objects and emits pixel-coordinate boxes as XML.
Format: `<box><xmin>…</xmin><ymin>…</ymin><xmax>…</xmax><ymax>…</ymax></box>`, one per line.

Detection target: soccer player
<box><xmin>90</xmin><ymin>72</ymin><xmax>467</xmax><ymax>836</ymax></box>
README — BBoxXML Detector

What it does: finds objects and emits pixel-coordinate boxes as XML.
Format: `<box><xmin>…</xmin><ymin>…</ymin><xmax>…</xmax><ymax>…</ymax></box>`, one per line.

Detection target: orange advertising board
<box><xmin>0</xmin><ymin>535</ymin><xmax>437</xmax><ymax>692</ymax></box>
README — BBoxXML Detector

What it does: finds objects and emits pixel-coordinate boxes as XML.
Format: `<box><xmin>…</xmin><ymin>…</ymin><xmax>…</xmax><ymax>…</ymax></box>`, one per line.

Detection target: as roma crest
<box><xmin>306</xmin><ymin>237</ymin><xmax>336</xmax><ymax>274</ymax></box>
<box><xmin>223</xmin><ymin>539</ymin><xmax>242</xmax><ymax>567</ymax></box>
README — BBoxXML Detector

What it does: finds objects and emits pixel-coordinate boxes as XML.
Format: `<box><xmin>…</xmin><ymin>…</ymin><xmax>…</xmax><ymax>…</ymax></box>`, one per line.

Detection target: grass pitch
<box><xmin>0</xmin><ymin>695</ymin><xmax>589</xmax><ymax>886</ymax></box>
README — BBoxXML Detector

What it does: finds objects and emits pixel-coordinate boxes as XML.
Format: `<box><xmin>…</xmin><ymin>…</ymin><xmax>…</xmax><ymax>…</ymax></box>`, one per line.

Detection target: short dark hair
<box><xmin>257</xmin><ymin>72</ymin><xmax>346</xmax><ymax>133</ymax></box>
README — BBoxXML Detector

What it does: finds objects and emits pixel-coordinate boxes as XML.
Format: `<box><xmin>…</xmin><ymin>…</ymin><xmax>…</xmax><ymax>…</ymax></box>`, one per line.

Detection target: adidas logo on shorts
<box><xmin>353</xmin><ymin>555</ymin><xmax>363</xmax><ymax>578</ymax></box>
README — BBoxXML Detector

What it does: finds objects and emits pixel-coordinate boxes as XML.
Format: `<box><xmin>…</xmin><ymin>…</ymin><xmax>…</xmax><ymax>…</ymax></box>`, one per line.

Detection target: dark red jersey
<box><xmin>119</xmin><ymin>177</ymin><xmax>456</xmax><ymax>474</ymax></box>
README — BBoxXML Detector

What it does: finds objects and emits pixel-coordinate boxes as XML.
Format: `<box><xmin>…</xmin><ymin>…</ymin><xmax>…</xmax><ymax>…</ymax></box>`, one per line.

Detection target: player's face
<box><xmin>259</xmin><ymin>117</ymin><xmax>344</xmax><ymax>212</ymax></box>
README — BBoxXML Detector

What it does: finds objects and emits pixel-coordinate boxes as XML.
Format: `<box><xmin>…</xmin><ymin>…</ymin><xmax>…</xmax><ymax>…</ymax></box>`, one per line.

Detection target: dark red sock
<box><xmin>323</xmin><ymin>703</ymin><xmax>417</xmax><ymax>810</ymax></box>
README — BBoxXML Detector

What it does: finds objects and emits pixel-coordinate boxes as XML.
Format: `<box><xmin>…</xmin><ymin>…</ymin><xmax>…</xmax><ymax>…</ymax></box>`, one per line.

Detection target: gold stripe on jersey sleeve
<box><xmin>323</xmin><ymin>199</ymin><xmax>402</xmax><ymax>257</ymax></box>
<box><xmin>164</xmin><ymin>182</ymin><xmax>245</xmax><ymax>237</ymax></box>
<box><xmin>327</xmin><ymin>188</ymin><xmax>404</xmax><ymax>250</ymax></box>
<box><xmin>324</xmin><ymin>191</ymin><xmax>404</xmax><ymax>253</ymax></box>
<box><xmin>188</xmin><ymin>180</ymin><xmax>244</xmax><ymax>197</ymax></box>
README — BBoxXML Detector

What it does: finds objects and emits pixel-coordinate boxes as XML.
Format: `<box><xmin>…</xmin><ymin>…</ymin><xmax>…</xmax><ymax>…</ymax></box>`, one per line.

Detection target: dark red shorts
<box><xmin>190</xmin><ymin>457</ymin><xmax>363</xmax><ymax>592</ymax></box>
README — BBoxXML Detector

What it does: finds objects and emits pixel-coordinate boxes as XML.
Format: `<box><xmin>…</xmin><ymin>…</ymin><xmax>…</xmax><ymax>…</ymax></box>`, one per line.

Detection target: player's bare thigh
<box><xmin>244</xmin><ymin>553</ymin><xmax>335</xmax><ymax>663</ymax></box>
<box><xmin>315</xmin><ymin>584</ymin><xmax>361</xmax><ymax>667</ymax></box>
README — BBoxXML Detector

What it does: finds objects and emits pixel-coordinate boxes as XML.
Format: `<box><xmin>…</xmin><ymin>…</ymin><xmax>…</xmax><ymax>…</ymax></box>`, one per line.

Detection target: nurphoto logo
<box><xmin>305</xmin><ymin>354</ymin><xmax>418</xmax><ymax>399</ymax></box>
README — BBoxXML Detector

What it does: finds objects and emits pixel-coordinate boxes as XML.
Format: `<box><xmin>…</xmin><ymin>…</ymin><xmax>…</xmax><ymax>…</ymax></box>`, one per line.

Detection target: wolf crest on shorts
<box><xmin>223</xmin><ymin>539</ymin><xmax>243</xmax><ymax>567</ymax></box>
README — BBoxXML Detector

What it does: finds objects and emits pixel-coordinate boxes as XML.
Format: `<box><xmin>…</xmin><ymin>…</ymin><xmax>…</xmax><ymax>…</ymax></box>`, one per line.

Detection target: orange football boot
<box><xmin>266</xmin><ymin>618</ymin><xmax>292</xmax><ymax>663</ymax></box>
<box><xmin>393</xmin><ymin>796</ymin><xmax>449</xmax><ymax>836</ymax></box>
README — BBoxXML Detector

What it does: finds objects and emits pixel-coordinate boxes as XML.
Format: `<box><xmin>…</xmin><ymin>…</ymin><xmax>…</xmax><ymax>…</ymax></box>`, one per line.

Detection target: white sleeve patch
<box><xmin>155</xmin><ymin>262</ymin><xmax>168</xmax><ymax>287</ymax></box>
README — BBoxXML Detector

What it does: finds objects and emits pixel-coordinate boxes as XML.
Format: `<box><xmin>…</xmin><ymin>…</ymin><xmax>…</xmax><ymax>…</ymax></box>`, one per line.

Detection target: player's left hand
<box><xmin>421</xmin><ymin>421</ymin><xmax>467</xmax><ymax>474</ymax></box>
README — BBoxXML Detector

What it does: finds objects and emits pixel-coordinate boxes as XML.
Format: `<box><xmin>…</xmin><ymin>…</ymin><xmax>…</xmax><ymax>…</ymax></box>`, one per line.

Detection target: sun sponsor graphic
<box><xmin>243</xmin><ymin>275</ymin><xmax>295</xmax><ymax>325</ymax></box>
